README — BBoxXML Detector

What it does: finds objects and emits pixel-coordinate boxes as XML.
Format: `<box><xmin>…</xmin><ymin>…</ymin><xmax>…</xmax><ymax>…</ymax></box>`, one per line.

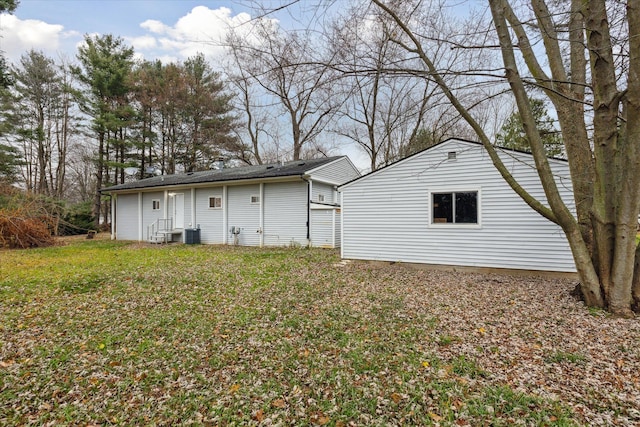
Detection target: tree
<box><xmin>224</xmin><ymin>37</ymin><xmax>271</xmax><ymax>165</ymax></box>
<box><xmin>227</xmin><ymin>21</ymin><xmax>339</xmax><ymax>161</ymax></box>
<box><xmin>0</xmin><ymin>57</ymin><xmax>13</xmax><ymax>89</ymax></box>
<box><xmin>0</xmin><ymin>0</ymin><xmax>18</xmax><ymax>89</ymax></box>
<box><xmin>0</xmin><ymin>0</ymin><xmax>18</xmax><ymax>12</ymax></box>
<box><xmin>72</xmin><ymin>34</ymin><xmax>135</xmax><ymax>226</ymax></box>
<box><xmin>9</xmin><ymin>50</ymin><xmax>77</xmax><ymax>197</ymax></box>
<box><xmin>180</xmin><ymin>54</ymin><xmax>237</xmax><ymax>172</ymax></box>
<box><xmin>128</xmin><ymin>57</ymin><xmax>239</xmax><ymax>174</ymax></box>
<box><xmin>371</xmin><ymin>0</ymin><xmax>640</xmax><ymax>315</ymax></box>
<box><xmin>495</xmin><ymin>98</ymin><xmax>563</xmax><ymax>157</ymax></box>
<box><xmin>330</xmin><ymin>5</ymin><xmax>441</xmax><ymax>171</ymax></box>
<box><xmin>0</xmin><ymin>143</ymin><xmax>21</xmax><ymax>183</ymax></box>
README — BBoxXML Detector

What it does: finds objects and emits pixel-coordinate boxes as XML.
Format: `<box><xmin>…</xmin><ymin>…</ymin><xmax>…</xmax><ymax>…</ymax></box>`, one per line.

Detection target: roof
<box><xmin>338</xmin><ymin>138</ymin><xmax>568</xmax><ymax>190</ymax></box>
<box><xmin>103</xmin><ymin>156</ymin><xmax>345</xmax><ymax>193</ymax></box>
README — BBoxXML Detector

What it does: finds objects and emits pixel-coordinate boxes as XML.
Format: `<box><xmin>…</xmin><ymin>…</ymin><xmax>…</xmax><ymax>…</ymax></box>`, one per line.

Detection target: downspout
<box><xmin>110</xmin><ymin>194</ymin><xmax>116</xmax><ymax>240</ymax></box>
<box><xmin>138</xmin><ymin>192</ymin><xmax>143</xmax><ymax>241</ymax></box>
<box><xmin>163</xmin><ymin>190</ymin><xmax>169</xmax><ymax>220</ymax></box>
<box><xmin>191</xmin><ymin>188</ymin><xmax>196</xmax><ymax>229</ymax></box>
<box><xmin>223</xmin><ymin>185</ymin><xmax>228</xmax><ymax>244</ymax></box>
<box><xmin>332</xmin><ymin>185</ymin><xmax>338</xmax><ymax>249</ymax></box>
<box><xmin>259</xmin><ymin>182</ymin><xmax>264</xmax><ymax>247</ymax></box>
<box><xmin>332</xmin><ymin>207</ymin><xmax>336</xmax><ymax>249</ymax></box>
<box><xmin>303</xmin><ymin>176</ymin><xmax>311</xmax><ymax>245</ymax></box>
<box><xmin>340</xmin><ymin>191</ymin><xmax>344</xmax><ymax>259</ymax></box>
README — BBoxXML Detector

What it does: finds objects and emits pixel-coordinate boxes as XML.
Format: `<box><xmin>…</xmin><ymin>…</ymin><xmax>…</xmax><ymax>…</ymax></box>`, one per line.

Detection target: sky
<box><xmin>0</xmin><ymin>0</ymin><xmax>375</xmax><ymax>170</ymax></box>
<box><xmin>0</xmin><ymin>0</ymin><xmax>301</xmax><ymax>65</ymax></box>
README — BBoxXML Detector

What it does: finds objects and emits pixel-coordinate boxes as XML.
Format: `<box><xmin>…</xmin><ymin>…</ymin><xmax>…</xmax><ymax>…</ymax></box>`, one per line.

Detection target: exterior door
<box><xmin>174</xmin><ymin>193</ymin><xmax>185</xmax><ymax>228</ymax></box>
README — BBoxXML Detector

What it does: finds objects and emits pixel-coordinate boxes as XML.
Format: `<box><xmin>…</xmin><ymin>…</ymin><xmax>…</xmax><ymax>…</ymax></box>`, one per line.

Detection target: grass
<box><xmin>545</xmin><ymin>351</ymin><xmax>588</xmax><ymax>365</ymax></box>
<box><xmin>0</xmin><ymin>239</ymin><xmax>582</xmax><ymax>425</ymax></box>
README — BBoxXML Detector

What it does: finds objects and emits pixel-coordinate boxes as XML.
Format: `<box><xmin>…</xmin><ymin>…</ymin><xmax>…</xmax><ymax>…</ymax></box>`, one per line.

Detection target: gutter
<box><xmin>100</xmin><ymin>175</ymin><xmax>303</xmax><ymax>194</ymax></box>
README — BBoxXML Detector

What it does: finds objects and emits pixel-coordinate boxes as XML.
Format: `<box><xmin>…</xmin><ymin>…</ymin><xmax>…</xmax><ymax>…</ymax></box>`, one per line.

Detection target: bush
<box><xmin>59</xmin><ymin>201</ymin><xmax>95</xmax><ymax>236</ymax></box>
<box><xmin>0</xmin><ymin>184</ymin><xmax>55</xmax><ymax>248</ymax></box>
<box><xmin>0</xmin><ymin>206</ymin><xmax>55</xmax><ymax>249</ymax></box>
<box><xmin>0</xmin><ymin>184</ymin><xmax>97</xmax><ymax>242</ymax></box>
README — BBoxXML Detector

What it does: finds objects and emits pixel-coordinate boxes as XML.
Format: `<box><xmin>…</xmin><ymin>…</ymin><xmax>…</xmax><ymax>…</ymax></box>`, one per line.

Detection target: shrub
<box><xmin>0</xmin><ymin>207</ymin><xmax>55</xmax><ymax>248</ymax></box>
<box><xmin>0</xmin><ymin>184</ymin><xmax>55</xmax><ymax>248</ymax></box>
<box><xmin>59</xmin><ymin>201</ymin><xmax>95</xmax><ymax>236</ymax></box>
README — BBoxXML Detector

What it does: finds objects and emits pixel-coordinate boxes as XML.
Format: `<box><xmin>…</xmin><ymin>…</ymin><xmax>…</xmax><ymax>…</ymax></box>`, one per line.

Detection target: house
<box><xmin>103</xmin><ymin>156</ymin><xmax>360</xmax><ymax>247</ymax></box>
<box><xmin>339</xmin><ymin>139</ymin><xmax>576</xmax><ymax>272</ymax></box>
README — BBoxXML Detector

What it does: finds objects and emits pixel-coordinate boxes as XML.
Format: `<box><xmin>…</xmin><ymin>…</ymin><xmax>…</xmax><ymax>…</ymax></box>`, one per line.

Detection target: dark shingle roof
<box><xmin>102</xmin><ymin>157</ymin><xmax>343</xmax><ymax>192</ymax></box>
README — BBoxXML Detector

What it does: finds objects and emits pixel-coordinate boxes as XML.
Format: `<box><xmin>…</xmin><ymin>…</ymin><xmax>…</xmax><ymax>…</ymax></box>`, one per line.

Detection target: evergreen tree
<box><xmin>72</xmin><ymin>34</ymin><xmax>135</xmax><ymax>225</ymax></box>
<box><xmin>180</xmin><ymin>54</ymin><xmax>237</xmax><ymax>172</ymax></box>
<box><xmin>0</xmin><ymin>0</ymin><xmax>19</xmax><ymax>88</ymax></box>
<box><xmin>495</xmin><ymin>98</ymin><xmax>563</xmax><ymax>157</ymax></box>
<box><xmin>0</xmin><ymin>143</ymin><xmax>21</xmax><ymax>184</ymax></box>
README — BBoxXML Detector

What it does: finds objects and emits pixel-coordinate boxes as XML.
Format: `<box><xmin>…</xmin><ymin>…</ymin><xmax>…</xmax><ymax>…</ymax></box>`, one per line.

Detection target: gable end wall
<box><xmin>341</xmin><ymin>140</ymin><xmax>576</xmax><ymax>272</ymax></box>
<box><xmin>309</xmin><ymin>157</ymin><xmax>360</xmax><ymax>184</ymax></box>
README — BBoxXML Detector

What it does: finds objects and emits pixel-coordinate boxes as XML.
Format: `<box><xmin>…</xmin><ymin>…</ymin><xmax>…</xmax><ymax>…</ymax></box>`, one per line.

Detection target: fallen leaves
<box><xmin>1</xmin><ymin>242</ymin><xmax>639</xmax><ymax>426</ymax></box>
<box><xmin>0</xmin><ymin>360</ymin><xmax>15</xmax><ymax>368</ymax></box>
<box><xmin>271</xmin><ymin>398</ymin><xmax>286</xmax><ymax>408</ymax></box>
<box><xmin>310</xmin><ymin>412</ymin><xmax>330</xmax><ymax>425</ymax></box>
<box><xmin>429</xmin><ymin>412</ymin><xmax>443</xmax><ymax>422</ymax></box>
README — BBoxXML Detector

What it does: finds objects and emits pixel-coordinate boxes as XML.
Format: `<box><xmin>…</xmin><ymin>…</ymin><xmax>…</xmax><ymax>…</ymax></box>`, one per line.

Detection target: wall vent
<box><xmin>447</xmin><ymin>151</ymin><xmax>457</xmax><ymax>160</ymax></box>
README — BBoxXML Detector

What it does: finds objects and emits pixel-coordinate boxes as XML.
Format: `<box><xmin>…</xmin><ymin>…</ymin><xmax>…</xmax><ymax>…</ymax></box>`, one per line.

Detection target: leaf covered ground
<box><xmin>1</xmin><ymin>239</ymin><xmax>639</xmax><ymax>426</ymax></box>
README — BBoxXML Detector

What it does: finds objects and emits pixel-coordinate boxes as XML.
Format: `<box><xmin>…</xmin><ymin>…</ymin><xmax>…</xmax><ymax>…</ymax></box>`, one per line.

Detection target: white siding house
<box><xmin>104</xmin><ymin>156</ymin><xmax>360</xmax><ymax>248</ymax></box>
<box><xmin>339</xmin><ymin>139</ymin><xmax>576</xmax><ymax>272</ymax></box>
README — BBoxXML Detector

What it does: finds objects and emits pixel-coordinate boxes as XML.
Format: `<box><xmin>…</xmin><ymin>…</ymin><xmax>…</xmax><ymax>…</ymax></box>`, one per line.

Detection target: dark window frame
<box><xmin>208</xmin><ymin>196</ymin><xmax>222</xmax><ymax>209</ymax></box>
<box><xmin>431</xmin><ymin>190</ymin><xmax>479</xmax><ymax>225</ymax></box>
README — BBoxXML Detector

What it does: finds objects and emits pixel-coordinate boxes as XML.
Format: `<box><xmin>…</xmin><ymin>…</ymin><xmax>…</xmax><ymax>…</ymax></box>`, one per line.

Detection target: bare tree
<box><xmin>226</xmin><ymin>19</ymin><xmax>339</xmax><ymax>161</ymax></box>
<box><xmin>65</xmin><ymin>140</ymin><xmax>96</xmax><ymax>204</ymax></box>
<box><xmin>328</xmin><ymin>1</ymin><xmax>498</xmax><ymax>170</ymax></box>
<box><xmin>7</xmin><ymin>50</ymin><xmax>77</xmax><ymax>198</ymax></box>
<box><xmin>224</xmin><ymin>36</ymin><xmax>271</xmax><ymax>165</ymax></box>
<box><xmin>372</xmin><ymin>0</ymin><xmax>640</xmax><ymax>315</ymax></box>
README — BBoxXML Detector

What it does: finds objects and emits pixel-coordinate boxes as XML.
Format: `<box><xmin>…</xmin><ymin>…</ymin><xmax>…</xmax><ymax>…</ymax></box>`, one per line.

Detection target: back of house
<box><xmin>105</xmin><ymin>156</ymin><xmax>360</xmax><ymax>248</ymax></box>
<box><xmin>339</xmin><ymin>139</ymin><xmax>576</xmax><ymax>273</ymax></box>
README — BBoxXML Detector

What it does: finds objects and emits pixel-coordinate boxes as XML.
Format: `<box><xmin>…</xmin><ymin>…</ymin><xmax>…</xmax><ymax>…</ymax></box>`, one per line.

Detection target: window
<box><xmin>318</xmin><ymin>194</ymin><xmax>325</xmax><ymax>202</ymax></box>
<box><xmin>209</xmin><ymin>196</ymin><xmax>222</xmax><ymax>209</ymax></box>
<box><xmin>432</xmin><ymin>191</ymin><xmax>478</xmax><ymax>224</ymax></box>
<box><xmin>152</xmin><ymin>200</ymin><xmax>160</xmax><ymax>210</ymax></box>
<box><xmin>250</xmin><ymin>195</ymin><xmax>260</xmax><ymax>204</ymax></box>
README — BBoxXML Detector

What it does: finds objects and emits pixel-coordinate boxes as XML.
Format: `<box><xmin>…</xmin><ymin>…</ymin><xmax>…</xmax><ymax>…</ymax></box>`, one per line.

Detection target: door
<box><xmin>174</xmin><ymin>193</ymin><xmax>185</xmax><ymax>229</ymax></box>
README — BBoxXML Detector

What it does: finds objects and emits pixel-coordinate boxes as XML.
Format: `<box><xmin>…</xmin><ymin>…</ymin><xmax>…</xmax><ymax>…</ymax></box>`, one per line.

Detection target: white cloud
<box><xmin>135</xmin><ymin>6</ymin><xmax>267</xmax><ymax>65</ymax></box>
<box><xmin>0</xmin><ymin>6</ymin><xmax>276</xmax><ymax>68</ymax></box>
<box><xmin>0</xmin><ymin>14</ymin><xmax>74</xmax><ymax>62</ymax></box>
<box><xmin>127</xmin><ymin>35</ymin><xmax>157</xmax><ymax>51</ymax></box>
<box><xmin>139</xmin><ymin>19</ymin><xmax>167</xmax><ymax>34</ymax></box>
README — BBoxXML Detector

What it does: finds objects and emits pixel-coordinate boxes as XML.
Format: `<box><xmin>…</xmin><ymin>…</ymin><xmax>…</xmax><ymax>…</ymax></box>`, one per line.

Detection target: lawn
<box><xmin>1</xmin><ymin>238</ymin><xmax>639</xmax><ymax>426</ymax></box>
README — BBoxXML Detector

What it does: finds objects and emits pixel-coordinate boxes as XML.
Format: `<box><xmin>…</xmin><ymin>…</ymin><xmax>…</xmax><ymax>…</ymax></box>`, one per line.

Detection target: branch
<box><xmin>371</xmin><ymin>0</ymin><xmax>558</xmax><ymax>223</ymax></box>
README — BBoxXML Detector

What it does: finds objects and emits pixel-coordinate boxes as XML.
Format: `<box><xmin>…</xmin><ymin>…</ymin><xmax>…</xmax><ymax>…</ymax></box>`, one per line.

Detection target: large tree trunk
<box><xmin>373</xmin><ymin>0</ymin><xmax>639</xmax><ymax>314</ymax></box>
<box><xmin>623</xmin><ymin>0</ymin><xmax>640</xmax><ymax>311</ymax></box>
<box><xmin>490</xmin><ymin>0</ymin><xmax>606</xmax><ymax>308</ymax></box>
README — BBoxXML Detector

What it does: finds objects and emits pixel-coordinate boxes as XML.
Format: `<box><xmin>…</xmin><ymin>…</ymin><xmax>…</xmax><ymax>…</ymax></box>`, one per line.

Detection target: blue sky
<box><xmin>0</xmin><ymin>0</ymin><xmax>376</xmax><ymax>169</ymax></box>
<box><xmin>0</xmin><ymin>0</ymin><xmax>298</xmax><ymax>64</ymax></box>
<box><xmin>17</xmin><ymin>1</ymin><xmax>222</xmax><ymax>35</ymax></box>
